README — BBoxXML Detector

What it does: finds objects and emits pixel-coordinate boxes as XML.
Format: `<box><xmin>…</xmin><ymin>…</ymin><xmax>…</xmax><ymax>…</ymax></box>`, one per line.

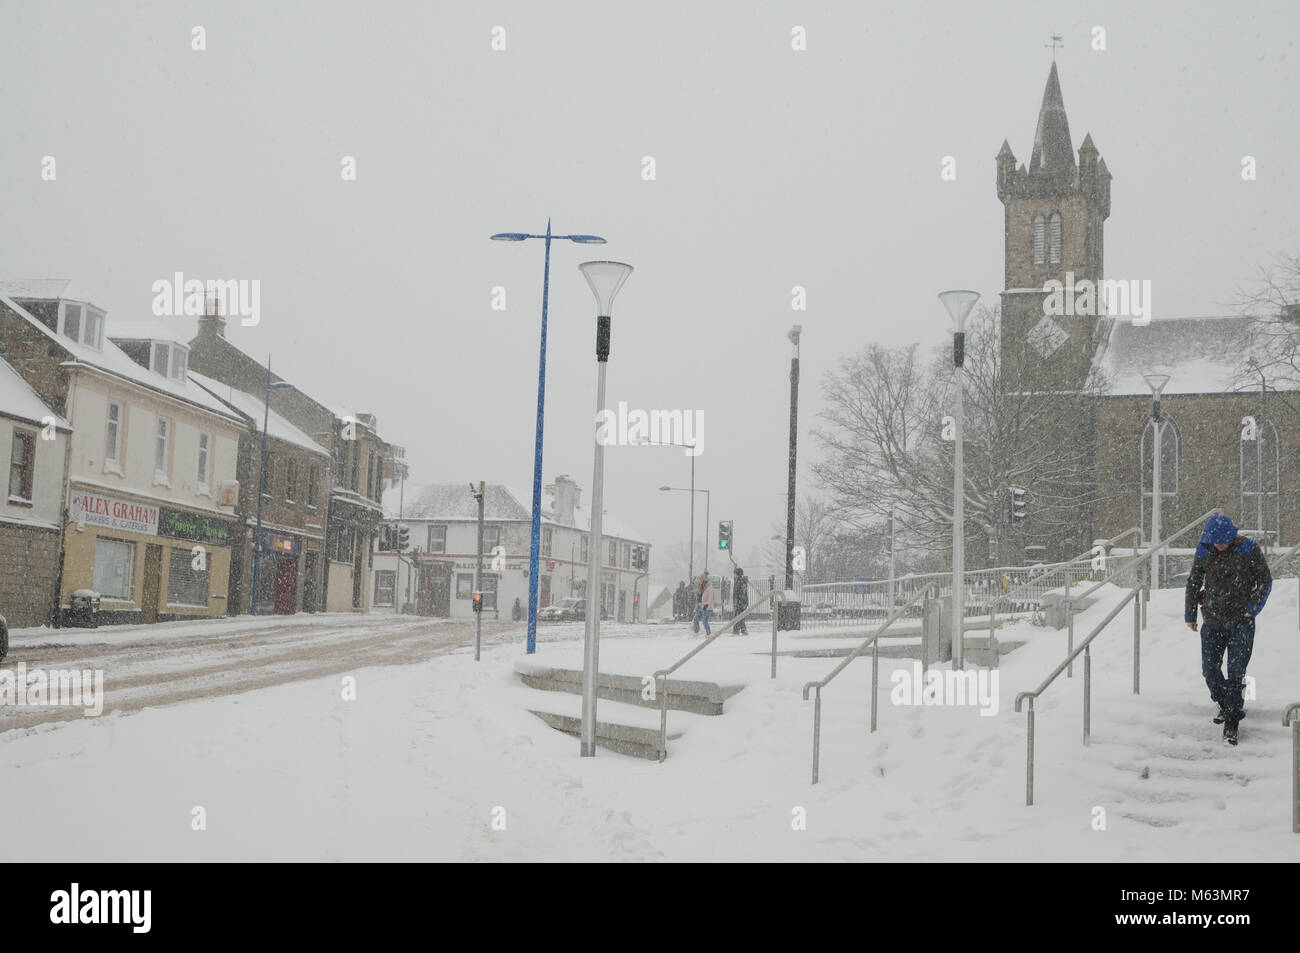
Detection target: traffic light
<box><xmin>1009</xmin><ymin>486</ymin><xmax>1027</xmax><ymax>522</ymax></box>
<box><xmin>472</xmin><ymin>592</ymin><xmax>483</xmax><ymax>613</ymax></box>
<box><xmin>718</xmin><ymin>520</ymin><xmax>733</xmax><ymax>550</ymax></box>
<box><xmin>398</xmin><ymin>525</ymin><xmax>410</xmax><ymax>551</ymax></box>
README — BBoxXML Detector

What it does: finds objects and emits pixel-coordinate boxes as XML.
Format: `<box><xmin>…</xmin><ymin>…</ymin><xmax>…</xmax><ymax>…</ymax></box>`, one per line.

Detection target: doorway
<box><xmin>142</xmin><ymin>544</ymin><xmax>163</xmax><ymax>623</ymax></box>
<box><xmin>274</xmin><ymin>558</ymin><xmax>298</xmax><ymax>614</ymax></box>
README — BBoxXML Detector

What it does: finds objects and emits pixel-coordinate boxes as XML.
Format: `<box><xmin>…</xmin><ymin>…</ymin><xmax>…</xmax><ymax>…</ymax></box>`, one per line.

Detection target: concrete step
<box><xmin>776</xmin><ymin>637</ymin><xmax>1025</xmax><ymax>663</ymax></box>
<box><xmin>526</xmin><ymin>694</ymin><xmax>690</xmax><ymax>760</ymax></box>
<box><xmin>513</xmin><ymin>658</ymin><xmax>743</xmax><ymax>715</ymax></box>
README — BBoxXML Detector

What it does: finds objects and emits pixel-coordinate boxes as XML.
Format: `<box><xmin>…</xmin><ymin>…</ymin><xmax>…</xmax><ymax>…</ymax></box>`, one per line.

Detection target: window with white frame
<box><xmin>196</xmin><ymin>432</ymin><xmax>210</xmax><ymax>488</ymax></box>
<box><xmin>374</xmin><ymin>570</ymin><xmax>397</xmax><ymax>607</ymax></box>
<box><xmin>1140</xmin><ymin>417</ymin><xmax>1179</xmax><ymax>543</ymax></box>
<box><xmin>154</xmin><ymin>417</ymin><xmax>171</xmax><ymax>483</ymax></box>
<box><xmin>59</xmin><ymin>301</ymin><xmax>104</xmax><ymax>350</ymax></box>
<box><xmin>105</xmin><ymin>401</ymin><xmax>123</xmax><ymax>466</ymax></box>
<box><xmin>427</xmin><ymin>524</ymin><xmax>447</xmax><ymax>553</ymax></box>
<box><xmin>149</xmin><ymin>342</ymin><xmax>189</xmax><ymax>382</ymax></box>
<box><xmin>482</xmin><ymin>525</ymin><xmax>501</xmax><ymax>551</ymax></box>
<box><xmin>608</xmin><ymin>540</ymin><xmax>617</xmax><ymax>567</ymax></box>
<box><xmin>542</xmin><ymin>526</ymin><xmax>553</xmax><ymax>556</ymax></box>
<box><xmin>92</xmin><ymin>537</ymin><xmax>135</xmax><ymax>600</ymax></box>
<box><xmin>1241</xmin><ymin>417</ymin><xmax>1280</xmax><ymax>542</ymax></box>
<box><xmin>8</xmin><ymin>430</ymin><xmax>35</xmax><ymax>501</ymax></box>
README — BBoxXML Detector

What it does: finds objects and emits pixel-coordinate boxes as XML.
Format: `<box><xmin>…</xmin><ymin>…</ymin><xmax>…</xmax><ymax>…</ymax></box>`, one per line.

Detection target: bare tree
<box><xmin>814</xmin><ymin>306</ymin><xmax>1107</xmax><ymax>566</ymax></box>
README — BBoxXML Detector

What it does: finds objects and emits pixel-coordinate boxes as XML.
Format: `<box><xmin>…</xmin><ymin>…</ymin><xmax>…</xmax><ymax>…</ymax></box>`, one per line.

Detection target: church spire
<box><xmin>1028</xmin><ymin>62</ymin><xmax>1076</xmax><ymax>177</ymax></box>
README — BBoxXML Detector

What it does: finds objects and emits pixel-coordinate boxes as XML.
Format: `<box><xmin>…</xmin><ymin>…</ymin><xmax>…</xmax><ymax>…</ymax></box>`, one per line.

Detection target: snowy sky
<box><xmin>2</xmin><ymin>0</ymin><xmax>1297</xmax><ymax>578</ymax></box>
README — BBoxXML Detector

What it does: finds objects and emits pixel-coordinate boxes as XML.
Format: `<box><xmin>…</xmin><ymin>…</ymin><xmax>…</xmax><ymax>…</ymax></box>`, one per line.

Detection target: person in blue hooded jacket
<box><xmin>1184</xmin><ymin>514</ymin><xmax>1271</xmax><ymax>745</ymax></box>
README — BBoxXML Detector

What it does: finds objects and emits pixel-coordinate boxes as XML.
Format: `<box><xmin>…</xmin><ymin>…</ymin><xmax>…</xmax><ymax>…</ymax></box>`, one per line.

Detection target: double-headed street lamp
<box><xmin>939</xmin><ymin>290</ymin><xmax>980</xmax><ymax>670</ymax></box>
<box><xmin>659</xmin><ymin>484</ymin><xmax>710</xmax><ymax>577</ymax></box>
<box><xmin>578</xmin><ymin>259</ymin><xmax>634</xmax><ymax>758</ymax></box>
<box><xmin>632</xmin><ymin>436</ymin><xmax>699</xmax><ymax>579</ymax></box>
<box><xmin>250</xmin><ymin>358</ymin><xmax>295</xmax><ymax>616</ymax></box>
<box><xmin>491</xmin><ymin>222</ymin><xmax>608</xmax><ymax>655</ymax></box>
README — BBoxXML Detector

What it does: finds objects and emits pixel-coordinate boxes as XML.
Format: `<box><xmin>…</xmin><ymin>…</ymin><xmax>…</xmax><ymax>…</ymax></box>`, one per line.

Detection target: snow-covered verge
<box><xmin>2</xmin><ymin>585</ymin><xmax>1298</xmax><ymax>861</ymax></box>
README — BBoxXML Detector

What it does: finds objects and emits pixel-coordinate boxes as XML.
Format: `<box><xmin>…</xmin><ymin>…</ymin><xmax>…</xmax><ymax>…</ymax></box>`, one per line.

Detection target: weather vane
<box><xmin>1046</xmin><ymin>34</ymin><xmax>1063</xmax><ymax>61</ymax></box>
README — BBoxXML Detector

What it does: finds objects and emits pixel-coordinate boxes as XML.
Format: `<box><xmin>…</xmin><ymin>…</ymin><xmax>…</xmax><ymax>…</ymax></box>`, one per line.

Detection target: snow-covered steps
<box><xmin>513</xmin><ymin>658</ymin><xmax>743</xmax><ymax>716</ymax></box>
<box><xmin>525</xmin><ymin>693</ymin><xmax>699</xmax><ymax>760</ymax></box>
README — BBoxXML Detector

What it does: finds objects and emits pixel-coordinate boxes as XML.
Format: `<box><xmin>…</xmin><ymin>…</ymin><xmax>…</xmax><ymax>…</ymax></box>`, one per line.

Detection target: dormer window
<box><xmin>149</xmin><ymin>341</ymin><xmax>190</xmax><ymax>382</ymax></box>
<box><xmin>59</xmin><ymin>301</ymin><xmax>104</xmax><ymax>350</ymax></box>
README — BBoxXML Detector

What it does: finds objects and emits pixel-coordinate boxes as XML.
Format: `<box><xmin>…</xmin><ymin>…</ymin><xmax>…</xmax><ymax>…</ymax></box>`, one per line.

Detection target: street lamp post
<box><xmin>250</xmin><ymin>358</ymin><xmax>295</xmax><ymax>615</ymax></box>
<box><xmin>778</xmin><ymin>326</ymin><xmax>802</xmax><ymax>632</ymax></box>
<box><xmin>578</xmin><ymin>259</ymin><xmax>634</xmax><ymax>757</ymax></box>
<box><xmin>1144</xmin><ymin>373</ymin><xmax>1170</xmax><ymax>587</ymax></box>
<box><xmin>939</xmin><ymin>290</ymin><xmax>980</xmax><ymax>670</ymax></box>
<box><xmin>491</xmin><ymin>223</ymin><xmax>607</xmax><ymax>655</ymax></box>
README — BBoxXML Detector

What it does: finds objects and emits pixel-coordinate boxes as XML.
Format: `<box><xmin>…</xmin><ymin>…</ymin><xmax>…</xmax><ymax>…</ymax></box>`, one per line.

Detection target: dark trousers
<box><xmin>1200</xmin><ymin>617</ymin><xmax>1255</xmax><ymax>717</ymax></box>
<box><xmin>734</xmin><ymin>601</ymin><xmax>748</xmax><ymax>634</ymax></box>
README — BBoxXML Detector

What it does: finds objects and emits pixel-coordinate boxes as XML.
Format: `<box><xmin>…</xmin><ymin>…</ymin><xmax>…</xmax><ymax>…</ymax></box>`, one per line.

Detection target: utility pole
<box><xmin>782</xmin><ymin>325</ymin><xmax>802</xmax><ymax>631</ymax></box>
<box><xmin>471</xmin><ymin>481</ymin><xmax>485</xmax><ymax>661</ymax></box>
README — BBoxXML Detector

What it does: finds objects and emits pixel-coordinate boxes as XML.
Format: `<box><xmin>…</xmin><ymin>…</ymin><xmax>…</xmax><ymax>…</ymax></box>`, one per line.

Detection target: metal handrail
<box><xmin>1284</xmin><ymin>702</ymin><xmax>1300</xmax><ymax>834</ymax></box>
<box><xmin>652</xmin><ymin>588</ymin><xmax>786</xmax><ymax>761</ymax></box>
<box><xmin>799</xmin><ymin>583</ymin><xmax>937</xmax><ymax>784</ymax></box>
<box><xmin>1012</xmin><ymin>508</ymin><xmax>1220</xmax><ymax>805</ymax></box>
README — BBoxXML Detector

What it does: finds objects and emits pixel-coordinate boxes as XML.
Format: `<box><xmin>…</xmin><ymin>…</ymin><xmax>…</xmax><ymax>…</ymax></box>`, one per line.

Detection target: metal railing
<box><xmin>1268</xmin><ymin>540</ymin><xmax>1300</xmax><ymax>631</ymax></box>
<box><xmin>652</xmin><ymin>588</ymin><xmax>788</xmax><ymax>761</ymax></box>
<box><xmin>1012</xmin><ymin>508</ymin><xmax>1220</xmax><ymax>805</ymax></box>
<box><xmin>1284</xmin><ymin>702</ymin><xmax>1300</xmax><ymax>834</ymax></box>
<box><xmin>800</xmin><ymin>584</ymin><xmax>937</xmax><ymax>784</ymax></box>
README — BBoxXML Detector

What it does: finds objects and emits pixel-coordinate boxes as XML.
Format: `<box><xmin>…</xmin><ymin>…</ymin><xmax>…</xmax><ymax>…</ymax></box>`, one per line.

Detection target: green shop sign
<box><xmin>157</xmin><ymin>507</ymin><xmax>237</xmax><ymax>547</ymax></box>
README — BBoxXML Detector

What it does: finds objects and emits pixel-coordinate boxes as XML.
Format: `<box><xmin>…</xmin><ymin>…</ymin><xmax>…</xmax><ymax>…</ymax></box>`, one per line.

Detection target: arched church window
<box><xmin>1049</xmin><ymin>212</ymin><xmax>1062</xmax><ymax>265</ymax></box>
<box><xmin>1240</xmin><ymin>417</ymin><xmax>1280</xmax><ymax>543</ymax></box>
<box><xmin>1032</xmin><ymin>215</ymin><xmax>1046</xmax><ymax>265</ymax></box>
<box><xmin>1140</xmin><ymin>416</ymin><xmax>1179</xmax><ymax>543</ymax></box>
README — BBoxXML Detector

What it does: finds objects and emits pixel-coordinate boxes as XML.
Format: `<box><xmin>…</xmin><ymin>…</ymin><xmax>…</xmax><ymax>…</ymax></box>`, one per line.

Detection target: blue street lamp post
<box><xmin>250</xmin><ymin>358</ymin><xmax>295</xmax><ymax>615</ymax></box>
<box><xmin>491</xmin><ymin>222</ymin><xmax>607</xmax><ymax>655</ymax></box>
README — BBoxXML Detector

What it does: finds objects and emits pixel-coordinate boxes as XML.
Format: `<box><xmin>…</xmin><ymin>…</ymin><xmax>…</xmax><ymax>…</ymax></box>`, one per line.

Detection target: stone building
<box><xmin>992</xmin><ymin>64</ymin><xmax>1300</xmax><ymax>563</ymax></box>
<box><xmin>0</xmin><ymin>354</ymin><xmax>71</xmax><ymax>627</ymax></box>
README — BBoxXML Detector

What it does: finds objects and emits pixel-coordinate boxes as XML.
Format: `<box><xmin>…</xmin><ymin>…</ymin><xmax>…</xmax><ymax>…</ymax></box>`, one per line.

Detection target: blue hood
<box><xmin>1201</xmin><ymin>514</ymin><xmax>1238</xmax><ymax>547</ymax></box>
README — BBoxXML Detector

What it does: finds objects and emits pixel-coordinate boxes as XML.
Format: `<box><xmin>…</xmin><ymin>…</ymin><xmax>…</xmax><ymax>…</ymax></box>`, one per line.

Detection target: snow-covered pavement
<box><xmin>2</xmin><ymin>588</ymin><xmax>1298</xmax><ymax>861</ymax></box>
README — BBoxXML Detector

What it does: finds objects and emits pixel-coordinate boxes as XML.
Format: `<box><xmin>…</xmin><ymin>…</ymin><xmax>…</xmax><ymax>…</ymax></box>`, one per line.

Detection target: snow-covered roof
<box><xmin>0</xmin><ymin>293</ymin><xmax>242</xmax><ymax>423</ymax></box>
<box><xmin>108</xmin><ymin>317</ymin><xmax>199</xmax><ymax>347</ymax></box>
<box><xmin>0</xmin><ymin>278</ymin><xmax>94</xmax><ymax>302</ymax></box>
<box><xmin>188</xmin><ymin>370</ymin><xmax>331</xmax><ymax>458</ymax></box>
<box><xmin>0</xmin><ymin>357</ymin><xmax>69</xmax><ymax>430</ymax></box>
<box><xmin>386</xmin><ymin>481</ymin><xmax>649</xmax><ymax>543</ymax></box>
<box><xmin>1096</xmin><ymin>315</ymin><xmax>1282</xmax><ymax>396</ymax></box>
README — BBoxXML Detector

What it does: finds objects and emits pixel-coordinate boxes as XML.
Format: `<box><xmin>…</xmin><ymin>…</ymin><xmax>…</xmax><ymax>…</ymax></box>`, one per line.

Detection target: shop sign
<box><xmin>157</xmin><ymin>506</ymin><xmax>237</xmax><ymax>547</ymax></box>
<box><xmin>70</xmin><ymin>490</ymin><xmax>158</xmax><ymax>535</ymax></box>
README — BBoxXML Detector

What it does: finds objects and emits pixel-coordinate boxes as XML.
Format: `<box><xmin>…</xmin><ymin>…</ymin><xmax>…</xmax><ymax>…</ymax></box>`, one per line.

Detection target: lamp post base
<box><xmin>580</xmin><ymin>742</ymin><xmax>596</xmax><ymax>757</ymax></box>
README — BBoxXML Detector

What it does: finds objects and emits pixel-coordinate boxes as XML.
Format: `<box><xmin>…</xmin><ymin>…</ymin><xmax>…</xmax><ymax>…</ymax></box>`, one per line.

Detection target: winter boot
<box><xmin>1223</xmin><ymin>716</ymin><xmax>1239</xmax><ymax>746</ymax></box>
<box><xmin>1213</xmin><ymin>703</ymin><xmax>1246</xmax><ymax>724</ymax></box>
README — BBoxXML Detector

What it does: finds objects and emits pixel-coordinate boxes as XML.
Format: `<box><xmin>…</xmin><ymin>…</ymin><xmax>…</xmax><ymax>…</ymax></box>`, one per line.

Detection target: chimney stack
<box><xmin>200</xmin><ymin>293</ymin><xmax>227</xmax><ymax>339</ymax></box>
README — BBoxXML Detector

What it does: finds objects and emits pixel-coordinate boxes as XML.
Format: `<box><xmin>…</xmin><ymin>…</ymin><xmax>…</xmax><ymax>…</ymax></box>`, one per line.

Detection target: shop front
<box><xmin>61</xmin><ymin>486</ymin><xmax>235</xmax><ymax>625</ymax></box>
<box><xmin>250</xmin><ymin>528</ymin><xmax>312</xmax><ymax>614</ymax></box>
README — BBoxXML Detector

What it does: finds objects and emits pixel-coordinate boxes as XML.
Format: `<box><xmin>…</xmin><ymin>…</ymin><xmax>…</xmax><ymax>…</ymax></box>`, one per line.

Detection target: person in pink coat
<box><xmin>693</xmin><ymin>574</ymin><xmax>715</xmax><ymax>635</ymax></box>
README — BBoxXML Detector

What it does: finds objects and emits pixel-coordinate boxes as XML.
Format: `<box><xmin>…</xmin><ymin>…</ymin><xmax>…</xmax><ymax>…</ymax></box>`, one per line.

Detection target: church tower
<box><xmin>997</xmin><ymin>62</ymin><xmax>1111</xmax><ymax>389</ymax></box>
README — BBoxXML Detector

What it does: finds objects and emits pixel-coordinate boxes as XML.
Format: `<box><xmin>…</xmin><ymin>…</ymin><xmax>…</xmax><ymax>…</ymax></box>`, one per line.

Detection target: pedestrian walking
<box><xmin>693</xmin><ymin>574</ymin><xmax>715</xmax><ymax>636</ymax></box>
<box><xmin>511</xmin><ymin>597</ymin><xmax>522</xmax><ymax>622</ymax></box>
<box><xmin>732</xmin><ymin>567</ymin><xmax>749</xmax><ymax>634</ymax></box>
<box><xmin>1184</xmin><ymin>514</ymin><xmax>1271</xmax><ymax>746</ymax></box>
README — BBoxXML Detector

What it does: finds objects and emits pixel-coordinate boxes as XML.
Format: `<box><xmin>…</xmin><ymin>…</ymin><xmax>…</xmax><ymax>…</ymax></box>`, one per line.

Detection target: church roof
<box><xmin>1095</xmin><ymin>315</ymin><xmax>1294</xmax><ymax>396</ymax></box>
<box><xmin>1028</xmin><ymin>63</ymin><xmax>1077</xmax><ymax>177</ymax></box>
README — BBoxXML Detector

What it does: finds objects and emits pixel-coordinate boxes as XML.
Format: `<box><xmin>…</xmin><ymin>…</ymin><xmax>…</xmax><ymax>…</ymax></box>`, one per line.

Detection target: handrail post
<box><xmin>770</xmin><ymin>590</ymin><xmax>781</xmax><ymax>679</ymax></box>
<box><xmin>1285</xmin><ymin>703</ymin><xmax>1300</xmax><ymax>833</ymax></box>
<box><xmin>812</xmin><ymin>687</ymin><xmax>822</xmax><ymax>785</ymax></box>
<box><xmin>1132</xmin><ymin>589</ymin><xmax>1141</xmax><ymax>695</ymax></box>
<box><xmin>658</xmin><ymin>674</ymin><xmax>669</xmax><ymax>762</ymax></box>
<box><xmin>1066</xmin><ymin>597</ymin><xmax>1074</xmax><ymax>679</ymax></box>
<box><xmin>1026</xmin><ymin>698</ymin><xmax>1036</xmax><ymax>806</ymax></box>
<box><xmin>1083</xmin><ymin>645</ymin><xmax>1091</xmax><ymax>745</ymax></box>
<box><xmin>871</xmin><ymin>639</ymin><xmax>879</xmax><ymax>732</ymax></box>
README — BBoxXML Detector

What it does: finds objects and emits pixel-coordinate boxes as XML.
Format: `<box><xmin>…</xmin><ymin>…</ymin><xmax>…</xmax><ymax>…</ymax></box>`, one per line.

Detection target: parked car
<box><xmin>539</xmin><ymin>598</ymin><xmax>608</xmax><ymax>622</ymax></box>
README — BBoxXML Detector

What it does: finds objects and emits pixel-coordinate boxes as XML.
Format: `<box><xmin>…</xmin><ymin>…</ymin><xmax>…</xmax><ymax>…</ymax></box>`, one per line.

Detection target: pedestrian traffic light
<box><xmin>719</xmin><ymin>520</ymin><xmax>733</xmax><ymax>550</ymax></box>
<box><xmin>1010</xmin><ymin>486</ymin><xmax>1027</xmax><ymax>522</ymax></box>
<box><xmin>398</xmin><ymin>525</ymin><xmax>410</xmax><ymax>551</ymax></box>
<box><xmin>472</xmin><ymin>592</ymin><xmax>483</xmax><ymax>613</ymax></box>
